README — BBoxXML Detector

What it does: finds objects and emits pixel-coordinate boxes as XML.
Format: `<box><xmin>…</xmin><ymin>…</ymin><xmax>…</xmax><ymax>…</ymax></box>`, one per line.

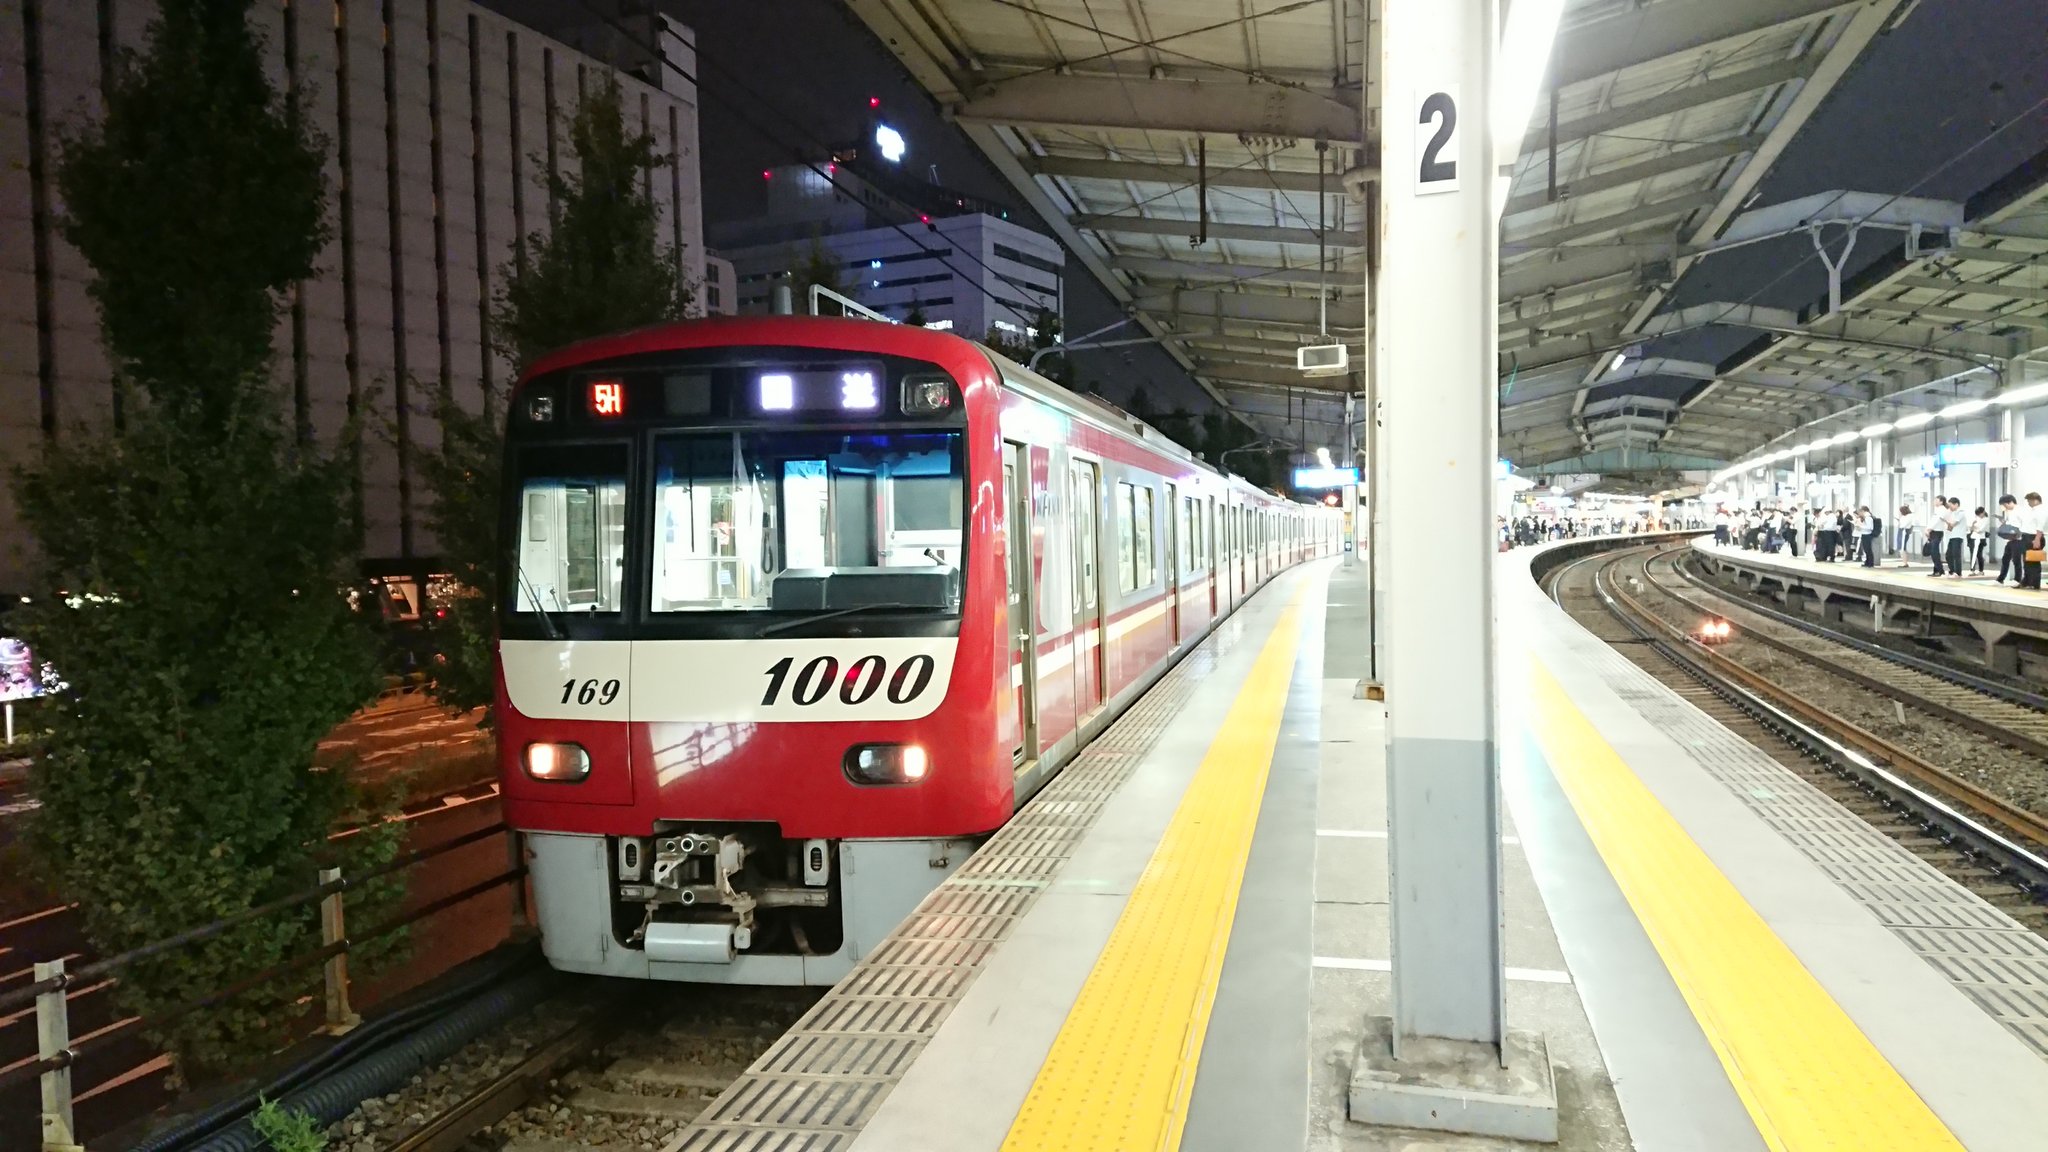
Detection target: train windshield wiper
<box><xmin>513</xmin><ymin>564</ymin><xmax>563</xmax><ymax>641</ymax></box>
<box><xmin>758</xmin><ymin>602</ymin><xmax>930</xmax><ymax>638</ymax></box>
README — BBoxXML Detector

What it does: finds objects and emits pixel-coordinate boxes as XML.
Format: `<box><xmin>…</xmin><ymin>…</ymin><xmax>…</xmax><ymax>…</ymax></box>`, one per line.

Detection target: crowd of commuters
<box><xmin>1707</xmin><ymin>494</ymin><xmax>2048</xmax><ymax>589</ymax></box>
<box><xmin>1501</xmin><ymin>511</ymin><xmax>1701</xmax><ymax>547</ymax></box>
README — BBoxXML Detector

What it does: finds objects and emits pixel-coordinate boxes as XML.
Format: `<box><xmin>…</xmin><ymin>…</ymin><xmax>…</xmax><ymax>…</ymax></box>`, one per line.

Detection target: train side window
<box><xmin>1179</xmin><ymin>496</ymin><xmax>1193</xmax><ymax>573</ymax></box>
<box><xmin>1134</xmin><ymin>485</ymin><xmax>1155</xmax><ymax>588</ymax></box>
<box><xmin>1115</xmin><ymin>481</ymin><xmax>1138</xmax><ymax>593</ymax></box>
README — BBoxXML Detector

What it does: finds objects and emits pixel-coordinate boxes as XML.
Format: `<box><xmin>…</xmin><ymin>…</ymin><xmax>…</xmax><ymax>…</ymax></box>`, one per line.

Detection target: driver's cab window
<box><xmin>514</xmin><ymin>443</ymin><xmax>629</xmax><ymax>614</ymax></box>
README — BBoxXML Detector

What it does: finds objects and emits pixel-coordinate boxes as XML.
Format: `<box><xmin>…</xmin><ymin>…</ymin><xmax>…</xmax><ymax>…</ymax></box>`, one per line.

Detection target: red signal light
<box><xmin>762</xmin><ymin>168</ymin><xmax>772</xmax><ymax>180</ymax></box>
<box><xmin>590</xmin><ymin>379</ymin><xmax>625</xmax><ymax>418</ymax></box>
<box><xmin>869</xmin><ymin>96</ymin><xmax>880</xmax><ymax>109</ymax></box>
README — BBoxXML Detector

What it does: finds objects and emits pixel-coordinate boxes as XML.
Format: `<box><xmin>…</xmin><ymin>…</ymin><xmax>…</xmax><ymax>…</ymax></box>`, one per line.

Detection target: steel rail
<box><xmin>1578</xmin><ymin>548</ymin><xmax>2048</xmax><ymax>890</ymax></box>
<box><xmin>1640</xmin><ymin>546</ymin><xmax>2048</xmax><ymax>761</ymax></box>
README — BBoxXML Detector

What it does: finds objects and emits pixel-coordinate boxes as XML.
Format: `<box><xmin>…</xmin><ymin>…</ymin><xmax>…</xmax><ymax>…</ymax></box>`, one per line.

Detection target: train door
<box><xmin>1004</xmin><ymin>442</ymin><xmax>1037</xmax><ymax>762</ymax></box>
<box><xmin>1069</xmin><ymin>460</ymin><xmax>1104</xmax><ymax>716</ymax></box>
<box><xmin>1164</xmin><ymin>482</ymin><xmax>1181</xmax><ymax>644</ymax></box>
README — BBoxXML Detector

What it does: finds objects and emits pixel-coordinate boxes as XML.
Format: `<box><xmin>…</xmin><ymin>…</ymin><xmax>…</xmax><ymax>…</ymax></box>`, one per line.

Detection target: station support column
<box><xmin>1346</xmin><ymin>0</ymin><xmax>1557</xmax><ymax>1141</ymax></box>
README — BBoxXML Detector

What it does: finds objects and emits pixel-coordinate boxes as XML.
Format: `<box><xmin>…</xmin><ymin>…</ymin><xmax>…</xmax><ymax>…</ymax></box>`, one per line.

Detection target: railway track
<box><xmin>367</xmin><ymin>983</ymin><xmax>816</xmax><ymax>1152</ymax></box>
<box><xmin>1649</xmin><ymin>547</ymin><xmax>2048</xmax><ymax>759</ymax></box>
<box><xmin>1546</xmin><ymin>546</ymin><xmax>2048</xmax><ymax>930</ymax></box>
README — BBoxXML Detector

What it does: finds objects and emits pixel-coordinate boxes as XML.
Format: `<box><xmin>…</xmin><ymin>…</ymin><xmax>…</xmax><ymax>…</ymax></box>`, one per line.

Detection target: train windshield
<box><xmin>650</xmin><ymin>429</ymin><xmax>965</xmax><ymax>616</ymax></box>
<box><xmin>512</xmin><ymin>443</ymin><xmax>629</xmax><ymax>614</ymax></box>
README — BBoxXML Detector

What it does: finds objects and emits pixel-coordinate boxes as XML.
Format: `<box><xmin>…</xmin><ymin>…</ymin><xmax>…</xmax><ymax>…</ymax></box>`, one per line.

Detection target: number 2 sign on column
<box><xmin>1416</xmin><ymin>86</ymin><xmax>1460</xmax><ymax>195</ymax></box>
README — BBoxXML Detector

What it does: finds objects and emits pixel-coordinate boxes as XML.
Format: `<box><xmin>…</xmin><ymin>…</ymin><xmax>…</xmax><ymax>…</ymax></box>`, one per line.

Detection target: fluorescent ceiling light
<box><xmin>1804</xmin><ymin>440</ymin><xmax>1831</xmax><ymax>454</ymax></box>
<box><xmin>1893</xmin><ymin>411</ymin><xmax>1936</xmax><ymax>428</ymax></box>
<box><xmin>1494</xmin><ymin>0</ymin><xmax>1568</xmax><ymax>163</ymax></box>
<box><xmin>1829</xmin><ymin>431</ymin><xmax>1861</xmax><ymax>445</ymax></box>
<box><xmin>1938</xmin><ymin>399</ymin><xmax>1990</xmax><ymax>419</ymax></box>
<box><xmin>1609</xmin><ymin>352</ymin><xmax>1627</xmax><ymax>372</ymax></box>
<box><xmin>1859</xmin><ymin>423</ymin><xmax>1893</xmax><ymax>438</ymax></box>
<box><xmin>1996</xmin><ymin>382</ymin><xmax>2048</xmax><ymax>407</ymax></box>
<box><xmin>1789</xmin><ymin>442</ymin><xmax>1812</xmax><ymax>455</ymax></box>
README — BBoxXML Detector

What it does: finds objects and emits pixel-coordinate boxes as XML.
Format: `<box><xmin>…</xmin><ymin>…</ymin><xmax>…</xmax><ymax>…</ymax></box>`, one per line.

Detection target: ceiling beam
<box><xmin>951</xmin><ymin>73</ymin><xmax>1363</xmax><ymax>142</ymax></box>
<box><xmin>1503</xmin><ymin>192</ymin><xmax>1719</xmax><ymax>255</ymax></box>
<box><xmin>1895</xmin><ymin>275</ymin><xmax>2048</xmax><ymax>304</ymax></box>
<box><xmin>1115</xmin><ymin>255</ymin><xmax>1354</xmax><ymax>289</ymax></box>
<box><xmin>1854</xmin><ymin>298</ymin><xmax>2048</xmax><ymax>333</ymax></box>
<box><xmin>1549</xmin><ymin>58</ymin><xmax>1811</xmax><ymax>151</ymax></box>
<box><xmin>1503</xmin><ymin>136</ymin><xmax>1761</xmax><ymax>217</ymax></box>
<box><xmin>1028</xmin><ymin>154</ymin><xmax>1338</xmax><ymax>193</ymax></box>
<box><xmin>1070</xmin><ymin>213</ymin><xmax>1368</xmax><ymax>247</ymax></box>
<box><xmin>1136</xmin><ymin>288</ymin><xmax>1362</xmax><ymax>327</ymax></box>
<box><xmin>1498</xmin><ymin>244</ymin><xmax>1673</xmax><ymax>300</ymax></box>
<box><xmin>1544</xmin><ymin>0</ymin><xmax>1854</xmax><ymax>93</ymax></box>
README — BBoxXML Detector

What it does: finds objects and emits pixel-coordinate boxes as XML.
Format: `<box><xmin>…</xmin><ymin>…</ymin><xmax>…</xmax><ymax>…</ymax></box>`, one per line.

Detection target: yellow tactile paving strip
<box><xmin>998</xmin><ymin>586</ymin><xmax>1306</xmax><ymax>1152</ymax></box>
<box><xmin>1528</xmin><ymin>657</ymin><xmax>1965</xmax><ymax>1152</ymax></box>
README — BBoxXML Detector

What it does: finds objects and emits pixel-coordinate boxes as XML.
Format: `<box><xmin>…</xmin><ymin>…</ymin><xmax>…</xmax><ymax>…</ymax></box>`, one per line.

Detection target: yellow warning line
<box><xmin>999</xmin><ymin>586</ymin><xmax>1307</xmax><ymax>1152</ymax></box>
<box><xmin>1527</xmin><ymin>658</ymin><xmax>1963</xmax><ymax>1152</ymax></box>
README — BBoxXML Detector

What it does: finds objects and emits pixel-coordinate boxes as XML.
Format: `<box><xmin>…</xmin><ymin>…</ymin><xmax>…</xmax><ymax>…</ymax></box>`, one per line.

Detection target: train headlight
<box><xmin>523</xmin><ymin>741</ymin><xmax>591</xmax><ymax>782</ymax></box>
<box><xmin>844</xmin><ymin>743</ymin><xmax>930</xmax><ymax>785</ymax></box>
<box><xmin>900</xmin><ymin>375</ymin><xmax>954</xmax><ymax>415</ymax></box>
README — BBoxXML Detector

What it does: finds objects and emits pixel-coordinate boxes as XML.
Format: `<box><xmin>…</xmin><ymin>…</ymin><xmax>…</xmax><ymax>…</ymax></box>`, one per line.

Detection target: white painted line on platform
<box><xmin>1312</xmin><ymin>956</ymin><xmax>1571</xmax><ymax>984</ymax></box>
<box><xmin>1315</xmin><ymin>829</ymin><xmax>1519</xmax><ymax>845</ymax></box>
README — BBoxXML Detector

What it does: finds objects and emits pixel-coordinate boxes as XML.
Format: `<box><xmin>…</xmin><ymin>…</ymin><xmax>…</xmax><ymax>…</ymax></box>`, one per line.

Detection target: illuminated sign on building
<box><xmin>1292</xmin><ymin>466</ymin><xmax>1360</xmax><ymax>489</ymax></box>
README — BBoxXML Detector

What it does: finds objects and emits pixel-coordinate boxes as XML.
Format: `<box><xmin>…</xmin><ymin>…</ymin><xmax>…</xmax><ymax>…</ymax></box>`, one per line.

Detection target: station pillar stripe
<box><xmin>999</xmin><ymin>586</ymin><xmax>1306</xmax><ymax>1152</ymax></box>
<box><xmin>1528</xmin><ymin>659</ymin><xmax>1964</xmax><ymax>1152</ymax></box>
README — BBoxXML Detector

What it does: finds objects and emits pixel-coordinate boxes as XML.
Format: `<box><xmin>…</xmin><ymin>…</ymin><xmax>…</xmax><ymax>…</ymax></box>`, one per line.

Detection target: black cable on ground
<box><xmin>127</xmin><ymin>945</ymin><xmax>547</xmax><ymax>1152</ymax></box>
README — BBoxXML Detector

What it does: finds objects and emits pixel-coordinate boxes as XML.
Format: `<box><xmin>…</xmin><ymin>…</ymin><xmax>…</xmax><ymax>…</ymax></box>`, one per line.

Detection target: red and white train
<box><xmin>496</xmin><ymin>315</ymin><xmax>1339</xmax><ymax>984</ymax></box>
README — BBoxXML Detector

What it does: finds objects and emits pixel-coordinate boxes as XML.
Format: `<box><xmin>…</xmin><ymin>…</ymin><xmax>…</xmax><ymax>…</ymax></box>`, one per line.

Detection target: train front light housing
<box><xmin>523</xmin><ymin>741</ymin><xmax>591</xmax><ymax>782</ymax></box>
<box><xmin>900</xmin><ymin>376</ymin><xmax>954</xmax><ymax>415</ymax></box>
<box><xmin>844</xmin><ymin>743</ymin><xmax>930</xmax><ymax>785</ymax></box>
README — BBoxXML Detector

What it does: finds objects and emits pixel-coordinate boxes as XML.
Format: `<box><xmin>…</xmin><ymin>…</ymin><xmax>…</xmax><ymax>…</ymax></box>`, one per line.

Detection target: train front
<box><xmin>494</xmin><ymin>320</ymin><xmax>1010</xmax><ymax>984</ymax></box>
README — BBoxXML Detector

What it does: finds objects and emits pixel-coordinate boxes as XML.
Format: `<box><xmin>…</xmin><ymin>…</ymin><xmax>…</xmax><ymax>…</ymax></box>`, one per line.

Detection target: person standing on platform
<box><xmin>1896</xmin><ymin>504</ymin><xmax>1918</xmax><ymax>566</ymax></box>
<box><xmin>1943</xmin><ymin>498</ymin><xmax>1966</xmax><ymax>578</ymax></box>
<box><xmin>1968</xmin><ymin>505</ymin><xmax>1990</xmax><ymax>575</ymax></box>
<box><xmin>1787</xmin><ymin>505</ymin><xmax>1806</xmax><ymax>558</ymax></box>
<box><xmin>1996</xmin><ymin>495</ymin><xmax>2024</xmax><ymax>584</ymax></box>
<box><xmin>1859</xmin><ymin>506</ymin><xmax>1880</xmax><ymax>568</ymax></box>
<box><xmin>1816</xmin><ymin>508</ymin><xmax>1838</xmax><ymax>561</ymax></box>
<box><xmin>1928</xmin><ymin>497</ymin><xmax>1956</xmax><ymax>576</ymax></box>
<box><xmin>2023</xmin><ymin>493</ymin><xmax>2046</xmax><ymax>590</ymax></box>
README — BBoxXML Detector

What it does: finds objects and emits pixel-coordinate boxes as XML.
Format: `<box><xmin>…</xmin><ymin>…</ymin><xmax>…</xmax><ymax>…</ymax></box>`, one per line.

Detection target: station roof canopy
<box><xmin>848</xmin><ymin>0</ymin><xmax>2048</xmax><ymax>476</ymax></box>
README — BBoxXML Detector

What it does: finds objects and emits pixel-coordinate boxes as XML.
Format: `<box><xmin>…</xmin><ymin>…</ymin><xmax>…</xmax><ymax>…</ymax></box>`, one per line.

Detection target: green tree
<box><xmin>21</xmin><ymin>0</ymin><xmax>385</xmax><ymax>1073</ymax></box>
<box><xmin>787</xmin><ymin>235</ymin><xmax>848</xmax><ymax>305</ymax></box>
<box><xmin>420</xmin><ymin>75</ymin><xmax>692</xmax><ymax>718</ymax></box>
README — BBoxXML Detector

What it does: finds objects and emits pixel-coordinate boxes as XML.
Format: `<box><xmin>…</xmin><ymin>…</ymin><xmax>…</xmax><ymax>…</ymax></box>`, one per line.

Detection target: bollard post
<box><xmin>318</xmin><ymin>867</ymin><xmax>360</xmax><ymax>1035</ymax></box>
<box><xmin>36</xmin><ymin>958</ymin><xmax>82</xmax><ymax>1152</ymax></box>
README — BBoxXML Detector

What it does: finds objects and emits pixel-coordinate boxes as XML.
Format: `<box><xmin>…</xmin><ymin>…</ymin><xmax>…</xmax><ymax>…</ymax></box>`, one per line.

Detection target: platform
<box><xmin>1688</xmin><ymin>535</ymin><xmax>2048</xmax><ymax>677</ymax></box>
<box><xmin>665</xmin><ymin>544</ymin><xmax>2048</xmax><ymax>1152</ymax></box>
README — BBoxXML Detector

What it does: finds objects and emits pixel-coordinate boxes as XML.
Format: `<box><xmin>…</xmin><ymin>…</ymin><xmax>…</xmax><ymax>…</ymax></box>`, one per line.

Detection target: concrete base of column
<box><xmin>1347</xmin><ymin>1015</ymin><xmax>1559</xmax><ymax>1142</ymax></box>
<box><xmin>1355</xmin><ymin>680</ymin><xmax>1385</xmax><ymax>700</ymax></box>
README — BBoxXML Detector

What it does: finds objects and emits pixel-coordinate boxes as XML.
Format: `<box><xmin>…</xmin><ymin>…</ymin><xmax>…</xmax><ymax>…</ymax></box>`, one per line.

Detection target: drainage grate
<box><xmin>669</xmin><ymin>629</ymin><xmax>1231</xmax><ymax>1150</ymax></box>
<box><xmin>1561</xmin><ymin>621</ymin><xmax>2048</xmax><ymax>1060</ymax></box>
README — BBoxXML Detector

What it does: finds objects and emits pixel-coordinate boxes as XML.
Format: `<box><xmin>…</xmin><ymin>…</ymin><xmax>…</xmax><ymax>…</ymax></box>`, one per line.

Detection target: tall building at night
<box><xmin>0</xmin><ymin>0</ymin><xmax>707</xmax><ymax>591</ymax></box>
<box><xmin>714</xmin><ymin>156</ymin><xmax>1064</xmax><ymax>344</ymax></box>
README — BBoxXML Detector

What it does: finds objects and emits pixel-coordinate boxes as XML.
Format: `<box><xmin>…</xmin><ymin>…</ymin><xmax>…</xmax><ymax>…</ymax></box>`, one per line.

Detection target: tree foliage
<box><xmin>786</xmin><ymin>235</ymin><xmax>849</xmax><ymax>305</ymax></box>
<box><xmin>420</xmin><ymin>75</ymin><xmax>692</xmax><ymax>717</ymax></box>
<box><xmin>18</xmin><ymin>0</ymin><xmax>387</xmax><ymax>1075</ymax></box>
